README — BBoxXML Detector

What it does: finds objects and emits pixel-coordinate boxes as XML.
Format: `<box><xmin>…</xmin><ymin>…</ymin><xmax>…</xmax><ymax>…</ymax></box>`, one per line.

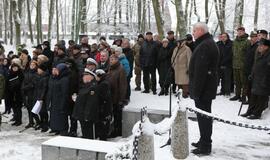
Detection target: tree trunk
<box><xmin>113</xmin><ymin>0</ymin><xmax>117</xmax><ymax>27</ymax></box>
<box><xmin>184</xmin><ymin>0</ymin><xmax>189</xmax><ymax>26</ymax></box>
<box><xmin>137</xmin><ymin>0</ymin><xmax>142</xmax><ymax>32</ymax></box>
<box><xmin>152</xmin><ymin>0</ymin><xmax>164</xmax><ymax>38</ymax></box>
<box><xmin>75</xmin><ymin>0</ymin><xmax>81</xmax><ymax>43</ymax></box>
<box><xmin>9</xmin><ymin>0</ymin><xmax>13</xmax><ymax>45</ymax></box>
<box><xmin>233</xmin><ymin>0</ymin><xmax>244</xmax><ymax>33</ymax></box>
<box><xmin>71</xmin><ymin>0</ymin><xmax>76</xmax><ymax>40</ymax></box>
<box><xmin>26</xmin><ymin>0</ymin><xmax>33</xmax><ymax>43</ymax></box>
<box><xmin>214</xmin><ymin>0</ymin><xmax>226</xmax><ymax>33</ymax></box>
<box><xmin>175</xmin><ymin>0</ymin><xmax>187</xmax><ymax>38</ymax></box>
<box><xmin>97</xmin><ymin>0</ymin><xmax>102</xmax><ymax>36</ymax></box>
<box><xmin>12</xmin><ymin>0</ymin><xmax>21</xmax><ymax>46</ymax></box>
<box><xmin>118</xmin><ymin>0</ymin><xmax>122</xmax><ymax>24</ymax></box>
<box><xmin>56</xmin><ymin>0</ymin><xmax>59</xmax><ymax>42</ymax></box>
<box><xmin>48</xmin><ymin>0</ymin><xmax>55</xmax><ymax>42</ymax></box>
<box><xmin>141</xmin><ymin>0</ymin><xmax>146</xmax><ymax>33</ymax></box>
<box><xmin>36</xmin><ymin>0</ymin><xmax>42</xmax><ymax>44</ymax></box>
<box><xmin>193</xmin><ymin>0</ymin><xmax>200</xmax><ymax>22</ymax></box>
<box><xmin>80</xmin><ymin>0</ymin><xmax>87</xmax><ymax>34</ymax></box>
<box><xmin>188</xmin><ymin>0</ymin><xmax>193</xmax><ymax>32</ymax></box>
<box><xmin>205</xmin><ymin>0</ymin><xmax>209</xmax><ymax>24</ymax></box>
<box><xmin>254</xmin><ymin>0</ymin><xmax>259</xmax><ymax>31</ymax></box>
<box><xmin>0</xmin><ymin>1</ymin><xmax>3</xmax><ymax>39</ymax></box>
<box><xmin>3</xmin><ymin>0</ymin><xmax>8</xmax><ymax>44</ymax></box>
<box><xmin>126</xmin><ymin>0</ymin><xmax>129</xmax><ymax>26</ymax></box>
<box><xmin>148</xmin><ymin>0</ymin><xmax>151</xmax><ymax>30</ymax></box>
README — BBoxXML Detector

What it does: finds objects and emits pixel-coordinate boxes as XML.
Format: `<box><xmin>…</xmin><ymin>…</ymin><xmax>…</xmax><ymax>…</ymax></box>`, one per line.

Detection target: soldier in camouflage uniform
<box><xmin>230</xmin><ymin>27</ymin><xmax>250</xmax><ymax>103</ymax></box>
<box><xmin>132</xmin><ymin>34</ymin><xmax>144</xmax><ymax>91</ymax></box>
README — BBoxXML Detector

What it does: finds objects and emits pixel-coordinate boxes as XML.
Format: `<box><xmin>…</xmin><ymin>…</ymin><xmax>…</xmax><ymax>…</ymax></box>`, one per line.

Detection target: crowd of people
<box><xmin>0</xmin><ymin>23</ymin><xmax>269</xmax><ymax>149</ymax></box>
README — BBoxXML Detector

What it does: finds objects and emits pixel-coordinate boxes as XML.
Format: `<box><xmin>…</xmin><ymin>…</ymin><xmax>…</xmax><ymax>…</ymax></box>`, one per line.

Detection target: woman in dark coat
<box><xmin>47</xmin><ymin>63</ymin><xmax>70</xmax><ymax>135</ymax></box>
<box><xmin>35</xmin><ymin>63</ymin><xmax>50</xmax><ymax>132</ymax></box>
<box><xmin>107</xmin><ymin>54</ymin><xmax>127</xmax><ymax>137</ymax></box>
<box><xmin>73</xmin><ymin>69</ymin><xmax>99</xmax><ymax>139</ymax></box>
<box><xmin>157</xmin><ymin>39</ymin><xmax>171</xmax><ymax>96</ymax></box>
<box><xmin>7</xmin><ymin>59</ymin><xmax>24</xmax><ymax>126</ymax></box>
<box><xmin>21</xmin><ymin>60</ymin><xmax>40</xmax><ymax>128</ymax></box>
<box><xmin>95</xmin><ymin>69</ymin><xmax>113</xmax><ymax>140</ymax></box>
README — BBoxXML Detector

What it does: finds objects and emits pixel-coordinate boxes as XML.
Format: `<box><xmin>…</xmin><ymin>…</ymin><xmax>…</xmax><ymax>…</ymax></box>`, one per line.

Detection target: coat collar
<box><xmin>194</xmin><ymin>32</ymin><xmax>212</xmax><ymax>46</ymax></box>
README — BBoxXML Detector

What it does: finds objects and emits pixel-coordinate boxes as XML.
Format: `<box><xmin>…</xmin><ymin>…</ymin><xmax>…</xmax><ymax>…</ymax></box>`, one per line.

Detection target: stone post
<box><xmin>171</xmin><ymin>110</ymin><xmax>189</xmax><ymax>159</ymax></box>
<box><xmin>137</xmin><ymin>133</ymin><xmax>155</xmax><ymax>160</ymax></box>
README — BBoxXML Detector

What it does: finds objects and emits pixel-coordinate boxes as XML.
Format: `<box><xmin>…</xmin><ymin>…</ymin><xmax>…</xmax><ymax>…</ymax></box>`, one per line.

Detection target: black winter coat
<box><xmin>139</xmin><ymin>40</ymin><xmax>158</xmax><ymax>68</ymax></box>
<box><xmin>21</xmin><ymin>69</ymin><xmax>38</xmax><ymax>108</ymax></box>
<box><xmin>73</xmin><ymin>81</ymin><xmax>99</xmax><ymax>122</ymax></box>
<box><xmin>217</xmin><ymin>40</ymin><xmax>233</xmax><ymax>68</ymax></box>
<box><xmin>98</xmin><ymin>61</ymin><xmax>110</xmax><ymax>73</ymax></box>
<box><xmin>35</xmin><ymin>72</ymin><xmax>49</xmax><ymax>112</ymax></box>
<box><xmin>157</xmin><ymin>46</ymin><xmax>171</xmax><ymax>85</ymax></box>
<box><xmin>47</xmin><ymin>69</ymin><xmax>70</xmax><ymax>131</ymax></box>
<box><xmin>96</xmin><ymin>76</ymin><xmax>113</xmax><ymax>121</ymax></box>
<box><xmin>245</xmin><ymin>42</ymin><xmax>258</xmax><ymax>76</ymax></box>
<box><xmin>189</xmin><ymin>33</ymin><xmax>219</xmax><ymax>101</ymax></box>
<box><xmin>53</xmin><ymin>54</ymin><xmax>68</xmax><ymax>67</ymax></box>
<box><xmin>42</xmin><ymin>48</ymin><xmax>54</xmax><ymax>67</ymax></box>
<box><xmin>7</xmin><ymin>68</ymin><xmax>24</xmax><ymax>105</ymax></box>
<box><xmin>251</xmin><ymin>49</ymin><xmax>270</xmax><ymax>96</ymax></box>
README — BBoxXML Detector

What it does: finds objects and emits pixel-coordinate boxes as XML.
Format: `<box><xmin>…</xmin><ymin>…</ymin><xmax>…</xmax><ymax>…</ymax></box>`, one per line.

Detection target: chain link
<box><xmin>186</xmin><ymin>107</ymin><xmax>270</xmax><ymax>131</ymax></box>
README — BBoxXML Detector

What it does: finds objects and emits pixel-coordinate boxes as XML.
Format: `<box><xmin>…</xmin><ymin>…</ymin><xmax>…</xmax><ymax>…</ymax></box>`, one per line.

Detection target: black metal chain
<box><xmin>186</xmin><ymin>107</ymin><xmax>270</xmax><ymax>131</ymax></box>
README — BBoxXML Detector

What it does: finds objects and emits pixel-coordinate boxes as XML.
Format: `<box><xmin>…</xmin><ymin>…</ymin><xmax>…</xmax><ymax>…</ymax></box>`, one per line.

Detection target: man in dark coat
<box><xmin>95</xmin><ymin>69</ymin><xmax>113</xmax><ymax>140</ymax></box>
<box><xmin>53</xmin><ymin>45</ymin><xmax>68</xmax><ymax>67</ymax></box>
<box><xmin>73</xmin><ymin>69</ymin><xmax>98</xmax><ymax>139</ymax></box>
<box><xmin>35</xmin><ymin>63</ymin><xmax>50</xmax><ymax>132</ymax></box>
<box><xmin>47</xmin><ymin>63</ymin><xmax>70</xmax><ymax>136</ymax></box>
<box><xmin>157</xmin><ymin>38</ymin><xmax>171</xmax><ymax>96</ymax></box>
<box><xmin>42</xmin><ymin>41</ymin><xmax>54</xmax><ymax>69</ymax></box>
<box><xmin>21</xmin><ymin>60</ymin><xmax>40</xmax><ymax>128</ymax></box>
<box><xmin>98</xmin><ymin>51</ymin><xmax>110</xmax><ymax>73</ymax></box>
<box><xmin>244</xmin><ymin>32</ymin><xmax>258</xmax><ymax>101</ymax></box>
<box><xmin>167</xmin><ymin>31</ymin><xmax>177</xmax><ymax>93</ymax></box>
<box><xmin>140</xmin><ymin>32</ymin><xmax>158</xmax><ymax>94</ymax></box>
<box><xmin>107</xmin><ymin>54</ymin><xmax>127</xmax><ymax>137</ymax></box>
<box><xmin>241</xmin><ymin>39</ymin><xmax>270</xmax><ymax>119</ymax></box>
<box><xmin>189</xmin><ymin>22</ymin><xmax>219</xmax><ymax>155</ymax></box>
<box><xmin>217</xmin><ymin>33</ymin><xmax>233</xmax><ymax>96</ymax></box>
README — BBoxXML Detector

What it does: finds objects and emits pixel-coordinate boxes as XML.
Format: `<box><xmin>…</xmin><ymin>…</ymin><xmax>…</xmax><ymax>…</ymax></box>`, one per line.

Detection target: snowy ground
<box><xmin>1</xmin><ymin>76</ymin><xmax>270</xmax><ymax>160</ymax></box>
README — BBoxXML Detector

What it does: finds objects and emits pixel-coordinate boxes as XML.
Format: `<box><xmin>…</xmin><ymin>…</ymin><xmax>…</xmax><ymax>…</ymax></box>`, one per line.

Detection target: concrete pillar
<box><xmin>137</xmin><ymin>133</ymin><xmax>155</xmax><ymax>160</ymax></box>
<box><xmin>171</xmin><ymin>110</ymin><xmax>189</xmax><ymax>159</ymax></box>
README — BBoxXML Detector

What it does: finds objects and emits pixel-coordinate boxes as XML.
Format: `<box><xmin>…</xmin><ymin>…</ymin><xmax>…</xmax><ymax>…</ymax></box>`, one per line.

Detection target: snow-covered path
<box><xmin>0</xmin><ymin>85</ymin><xmax>270</xmax><ymax>160</ymax></box>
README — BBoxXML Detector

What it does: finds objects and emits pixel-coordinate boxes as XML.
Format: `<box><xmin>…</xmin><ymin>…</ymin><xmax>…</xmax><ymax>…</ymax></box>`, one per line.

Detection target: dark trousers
<box><xmin>246</xmin><ymin>94</ymin><xmax>269</xmax><ymax>117</ymax></box>
<box><xmin>219</xmin><ymin>67</ymin><xmax>232</xmax><ymax>95</ymax></box>
<box><xmin>10</xmin><ymin>98</ymin><xmax>22</xmax><ymax>123</ymax></box>
<box><xmin>80</xmin><ymin>120</ymin><xmax>95</xmax><ymax>139</ymax></box>
<box><xmin>69</xmin><ymin>116</ymin><xmax>78</xmax><ymax>133</ymax></box>
<box><xmin>126</xmin><ymin>76</ymin><xmax>131</xmax><ymax>100</ymax></box>
<box><xmin>40</xmin><ymin>110</ymin><xmax>49</xmax><ymax>129</ymax></box>
<box><xmin>195</xmin><ymin>99</ymin><xmax>213</xmax><ymax>147</ymax></box>
<box><xmin>113</xmin><ymin>104</ymin><xmax>122</xmax><ymax>136</ymax></box>
<box><xmin>27</xmin><ymin>107</ymin><xmax>40</xmax><ymax>124</ymax></box>
<box><xmin>142</xmin><ymin>66</ymin><xmax>156</xmax><ymax>92</ymax></box>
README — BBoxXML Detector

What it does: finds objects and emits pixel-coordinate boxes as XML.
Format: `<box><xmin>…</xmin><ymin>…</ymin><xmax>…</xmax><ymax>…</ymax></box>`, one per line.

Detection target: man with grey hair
<box><xmin>189</xmin><ymin>22</ymin><xmax>219</xmax><ymax>155</ymax></box>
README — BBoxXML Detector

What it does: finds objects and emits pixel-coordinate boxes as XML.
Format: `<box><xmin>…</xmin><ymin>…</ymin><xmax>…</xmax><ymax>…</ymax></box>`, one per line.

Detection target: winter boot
<box><xmin>229</xmin><ymin>95</ymin><xmax>241</xmax><ymax>101</ymax></box>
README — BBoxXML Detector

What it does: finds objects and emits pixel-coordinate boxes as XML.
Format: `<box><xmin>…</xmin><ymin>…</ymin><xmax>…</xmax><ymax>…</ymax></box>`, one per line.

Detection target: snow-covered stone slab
<box><xmin>42</xmin><ymin>136</ymin><xmax>119</xmax><ymax>160</ymax></box>
<box><xmin>122</xmin><ymin>107</ymin><xmax>169</xmax><ymax>137</ymax></box>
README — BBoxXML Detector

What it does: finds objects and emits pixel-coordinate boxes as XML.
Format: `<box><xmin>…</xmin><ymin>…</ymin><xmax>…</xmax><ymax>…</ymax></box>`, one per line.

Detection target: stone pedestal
<box><xmin>137</xmin><ymin>133</ymin><xmax>155</xmax><ymax>160</ymax></box>
<box><xmin>171</xmin><ymin>110</ymin><xmax>189</xmax><ymax>159</ymax></box>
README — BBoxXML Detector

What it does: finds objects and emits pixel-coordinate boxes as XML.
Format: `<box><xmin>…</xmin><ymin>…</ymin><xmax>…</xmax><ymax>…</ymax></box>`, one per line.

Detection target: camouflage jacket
<box><xmin>232</xmin><ymin>34</ymin><xmax>250</xmax><ymax>69</ymax></box>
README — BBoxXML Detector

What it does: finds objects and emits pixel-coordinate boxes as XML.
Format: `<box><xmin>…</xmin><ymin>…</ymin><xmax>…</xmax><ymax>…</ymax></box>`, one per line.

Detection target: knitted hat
<box><xmin>38</xmin><ymin>62</ymin><xmax>48</xmax><ymax>71</ymax></box>
<box><xmin>115</xmin><ymin>47</ymin><xmax>123</xmax><ymax>53</ymax></box>
<box><xmin>11</xmin><ymin>58</ymin><xmax>22</xmax><ymax>69</ymax></box>
<box><xmin>56</xmin><ymin>63</ymin><xmax>67</xmax><ymax>72</ymax></box>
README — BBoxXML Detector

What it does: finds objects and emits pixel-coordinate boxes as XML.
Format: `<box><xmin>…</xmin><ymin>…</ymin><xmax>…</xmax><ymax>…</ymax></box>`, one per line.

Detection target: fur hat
<box><xmin>11</xmin><ymin>58</ymin><xmax>22</xmax><ymax>69</ymax></box>
<box><xmin>115</xmin><ymin>47</ymin><xmax>123</xmax><ymax>53</ymax></box>
<box><xmin>38</xmin><ymin>62</ymin><xmax>48</xmax><ymax>72</ymax></box>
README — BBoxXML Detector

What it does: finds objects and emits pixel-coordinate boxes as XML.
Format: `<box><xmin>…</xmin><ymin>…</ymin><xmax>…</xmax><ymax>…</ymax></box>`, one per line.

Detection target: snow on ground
<box><xmin>1</xmin><ymin>76</ymin><xmax>270</xmax><ymax>160</ymax></box>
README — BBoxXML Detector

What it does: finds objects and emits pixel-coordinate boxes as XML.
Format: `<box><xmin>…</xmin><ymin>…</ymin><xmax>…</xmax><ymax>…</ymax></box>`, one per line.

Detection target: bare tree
<box><xmin>141</xmin><ymin>0</ymin><xmax>146</xmax><ymax>33</ymax></box>
<box><xmin>118</xmin><ymin>0</ymin><xmax>122</xmax><ymax>24</ymax></box>
<box><xmin>80</xmin><ymin>0</ymin><xmax>87</xmax><ymax>34</ymax></box>
<box><xmin>12</xmin><ymin>0</ymin><xmax>22</xmax><ymax>46</ymax></box>
<box><xmin>56</xmin><ymin>0</ymin><xmax>59</xmax><ymax>42</ymax></box>
<box><xmin>193</xmin><ymin>0</ymin><xmax>200</xmax><ymax>22</ymax></box>
<box><xmin>137</xmin><ymin>0</ymin><xmax>142</xmax><ymax>32</ymax></box>
<box><xmin>175</xmin><ymin>0</ymin><xmax>187</xmax><ymax>38</ymax></box>
<box><xmin>184</xmin><ymin>0</ymin><xmax>190</xmax><ymax>25</ymax></box>
<box><xmin>152</xmin><ymin>0</ymin><xmax>164</xmax><ymax>37</ymax></box>
<box><xmin>9</xmin><ymin>0</ymin><xmax>13</xmax><ymax>45</ymax></box>
<box><xmin>214</xmin><ymin>0</ymin><xmax>226</xmax><ymax>33</ymax></box>
<box><xmin>0</xmin><ymin>1</ymin><xmax>3</xmax><ymax>39</ymax></box>
<box><xmin>47</xmin><ymin>0</ymin><xmax>55</xmax><ymax>42</ymax></box>
<box><xmin>254</xmin><ymin>0</ymin><xmax>259</xmax><ymax>31</ymax></box>
<box><xmin>36</xmin><ymin>0</ymin><xmax>42</xmax><ymax>44</ymax></box>
<box><xmin>113</xmin><ymin>0</ymin><xmax>118</xmax><ymax>27</ymax></box>
<box><xmin>233</xmin><ymin>0</ymin><xmax>244</xmax><ymax>32</ymax></box>
<box><xmin>205</xmin><ymin>0</ymin><xmax>209</xmax><ymax>24</ymax></box>
<box><xmin>26</xmin><ymin>0</ymin><xmax>33</xmax><ymax>43</ymax></box>
<box><xmin>126</xmin><ymin>0</ymin><xmax>129</xmax><ymax>26</ymax></box>
<box><xmin>71</xmin><ymin>0</ymin><xmax>76</xmax><ymax>40</ymax></box>
<box><xmin>3</xmin><ymin>0</ymin><xmax>8</xmax><ymax>44</ymax></box>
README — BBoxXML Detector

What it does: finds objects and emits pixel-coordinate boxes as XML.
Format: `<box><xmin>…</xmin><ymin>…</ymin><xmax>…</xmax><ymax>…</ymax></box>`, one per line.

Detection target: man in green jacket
<box><xmin>230</xmin><ymin>27</ymin><xmax>250</xmax><ymax>103</ymax></box>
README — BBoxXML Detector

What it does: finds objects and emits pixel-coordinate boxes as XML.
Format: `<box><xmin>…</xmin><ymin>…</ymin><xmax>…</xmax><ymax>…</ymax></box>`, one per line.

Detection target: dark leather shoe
<box><xmin>135</xmin><ymin>87</ymin><xmax>141</xmax><ymax>91</ymax></box>
<box><xmin>191</xmin><ymin>147</ymin><xmax>211</xmax><ymax>155</ymax></box>
<box><xmin>247</xmin><ymin>114</ymin><xmax>260</xmax><ymax>120</ymax></box>
<box><xmin>41</xmin><ymin>127</ymin><xmax>49</xmax><ymax>132</ymax></box>
<box><xmin>158</xmin><ymin>90</ymin><xmax>165</xmax><ymax>96</ymax></box>
<box><xmin>191</xmin><ymin>141</ymin><xmax>200</xmax><ymax>148</ymax></box>
<box><xmin>25</xmin><ymin>123</ymin><xmax>34</xmax><ymax>129</ymax></box>
<box><xmin>230</xmin><ymin>95</ymin><xmax>241</xmax><ymax>101</ymax></box>
<box><xmin>142</xmin><ymin>90</ymin><xmax>150</xmax><ymax>93</ymax></box>
<box><xmin>15</xmin><ymin>122</ymin><xmax>22</xmax><ymax>126</ymax></box>
<box><xmin>240</xmin><ymin>113</ymin><xmax>250</xmax><ymax>117</ymax></box>
<box><xmin>153</xmin><ymin>91</ymin><xmax>157</xmax><ymax>95</ymax></box>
